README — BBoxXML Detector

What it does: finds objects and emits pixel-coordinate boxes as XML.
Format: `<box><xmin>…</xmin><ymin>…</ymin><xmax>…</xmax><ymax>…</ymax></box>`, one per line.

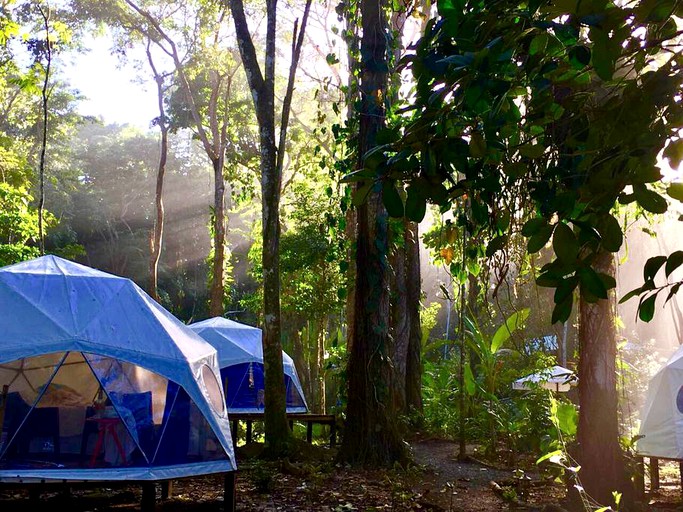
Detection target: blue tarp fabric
<box><xmin>0</xmin><ymin>255</ymin><xmax>236</xmax><ymax>482</ymax></box>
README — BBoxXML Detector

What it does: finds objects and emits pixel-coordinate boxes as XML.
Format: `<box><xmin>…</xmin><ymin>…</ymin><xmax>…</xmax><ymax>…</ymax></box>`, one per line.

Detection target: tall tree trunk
<box><xmin>404</xmin><ymin>219</ymin><xmax>423</xmax><ymax>417</ymax></box>
<box><xmin>209</xmin><ymin>156</ymin><xmax>227</xmax><ymax>316</ymax></box>
<box><xmin>316</xmin><ymin>325</ymin><xmax>326</xmax><ymax>414</ymax></box>
<box><xmin>390</xmin><ymin>241</ymin><xmax>409</xmax><ymax>414</ymax></box>
<box><xmin>340</xmin><ymin>0</ymin><xmax>408</xmax><ymax>466</ymax></box>
<box><xmin>575</xmin><ymin>250</ymin><xmax>633</xmax><ymax>506</ymax></box>
<box><xmin>147</xmin><ymin>41</ymin><xmax>168</xmax><ymax>302</ymax></box>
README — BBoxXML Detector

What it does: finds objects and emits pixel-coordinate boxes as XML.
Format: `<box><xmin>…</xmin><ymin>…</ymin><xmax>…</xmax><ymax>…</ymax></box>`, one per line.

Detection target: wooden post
<box><xmin>679</xmin><ymin>461</ymin><xmax>683</xmax><ymax>500</ymax></box>
<box><xmin>330</xmin><ymin>420</ymin><xmax>337</xmax><ymax>447</ymax></box>
<box><xmin>289</xmin><ymin>420</ymin><xmax>294</xmax><ymax>431</ymax></box>
<box><xmin>650</xmin><ymin>457</ymin><xmax>660</xmax><ymax>490</ymax></box>
<box><xmin>246</xmin><ymin>420</ymin><xmax>252</xmax><ymax>443</ymax></box>
<box><xmin>306</xmin><ymin>421</ymin><xmax>313</xmax><ymax>443</ymax></box>
<box><xmin>161</xmin><ymin>480</ymin><xmax>173</xmax><ymax>500</ymax></box>
<box><xmin>224</xmin><ymin>472</ymin><xmax>236</xmax><ymax>512</ymax></box>
<box><xmin>231</xmin><ymin>419</ymin><xmax>238</xmax><ymax>446</ymax></box>
<box><xmin>635</xmin><ymin>456</ymin><xmax>645</xmax><ymax>498</ymax></box>
<box><xmin>141</xmin><ymin>482</ymin><xmax>156</xmax><ymax>512</ymax></box>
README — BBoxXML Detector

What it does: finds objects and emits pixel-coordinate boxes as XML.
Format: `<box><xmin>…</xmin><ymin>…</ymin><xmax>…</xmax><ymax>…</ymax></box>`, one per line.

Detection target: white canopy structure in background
<box><xmin>637</xmin><ymin>345</ymin><xmax>683</xmax><ymax>459</ymax></box>
<box><xmin>0</xmin><ymin>255</ymin><xmax>236</xmax><ymax>482</ymax></box>
<box><xmin>512</xmin><ymin>365</ymin><xmax>577</xmax><ymax>393</ymax></box>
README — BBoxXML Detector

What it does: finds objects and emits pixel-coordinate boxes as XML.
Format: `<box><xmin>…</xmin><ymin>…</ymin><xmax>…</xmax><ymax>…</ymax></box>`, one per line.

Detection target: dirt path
<box><xmin>408</xmin><ymin>438</ymin><xmax>566</xmax><ymax>511</ymax></box>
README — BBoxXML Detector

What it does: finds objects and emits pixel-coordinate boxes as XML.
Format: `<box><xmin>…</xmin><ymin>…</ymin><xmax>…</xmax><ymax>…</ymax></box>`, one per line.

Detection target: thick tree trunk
<box><xmin>340</xmin><ymin>0</ymin><xmax>408</xmax><ymax>466</ymax></box>
<box><xmin>575</xmin><ymin>250</ymin><xmax>633</xmax><ymax>507</ymax></box>
<box><xmin>390</xmin><ymin>241</ymin><xmax>409</xmax><ymax>414</ymax></box>
<box><xmin>404</xmin><ymin>220</ymin><xmax>423</xmax><ymax>417</ymax></box>
<box><xmin>209</xmin><ymin>156</ymin><xmax>226</xmax><ymax>317</ymax></box>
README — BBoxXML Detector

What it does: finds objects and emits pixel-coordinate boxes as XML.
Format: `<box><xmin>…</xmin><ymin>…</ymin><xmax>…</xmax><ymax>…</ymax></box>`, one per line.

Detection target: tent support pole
<box><xmin>224</xmin><ymin>471</ymin><xmax>236</xmax><ymax>512</ymax></box>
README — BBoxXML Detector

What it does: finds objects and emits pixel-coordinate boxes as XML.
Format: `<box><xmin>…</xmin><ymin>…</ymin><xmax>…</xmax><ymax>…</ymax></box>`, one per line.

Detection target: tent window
<box><xmin>201</xmin><ymin>365</ymin><xmax>225</xmax><ymax>415</ymax></box>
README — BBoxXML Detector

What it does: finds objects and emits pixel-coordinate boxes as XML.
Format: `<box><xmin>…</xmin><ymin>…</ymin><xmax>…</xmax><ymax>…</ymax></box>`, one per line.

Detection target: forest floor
<box><xmin>1</xmin><ymin>436</ymin><xmax>682</xmax><ymax>511</ymax></box>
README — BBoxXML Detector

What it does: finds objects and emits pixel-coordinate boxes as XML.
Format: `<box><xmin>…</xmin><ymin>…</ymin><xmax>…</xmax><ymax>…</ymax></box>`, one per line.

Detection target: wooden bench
<box><xmin>229</xmin><ymin>412</ymin><xmax>338</xmax><ymax>446</ymax></box>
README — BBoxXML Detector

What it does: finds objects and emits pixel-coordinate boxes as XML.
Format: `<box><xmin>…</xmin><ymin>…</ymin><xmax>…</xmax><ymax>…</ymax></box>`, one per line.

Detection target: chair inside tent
<box><xmin>0</xmin><ymin>255</ymin><xmax>235</xmax><ymax>481</ymax></box>
<box><xmin>189</xmin><ymin>318</ymin><xmax>308</xmax><ymax>414</ymax></box>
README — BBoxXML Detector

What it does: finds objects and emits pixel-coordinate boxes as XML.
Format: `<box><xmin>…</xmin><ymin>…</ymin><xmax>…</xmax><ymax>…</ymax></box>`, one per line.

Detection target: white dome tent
<box><xmin>189</xmin><ymin>317</ymin><xmax>308</xmax><ymax>413</ymax></box>
<box><xmin>0</xmin><ymin>255</ymin><xmax>236</xmax><ymax>485</ymax></box>
<box><xmin>637</xmin><ymin>344</ymin><xmax>683</xmax><ymax>459</ymax></box>
<box><xmin>512</xmin><ymin>365</ymin><xmax>577</xmax><ymax>393</ymax></box>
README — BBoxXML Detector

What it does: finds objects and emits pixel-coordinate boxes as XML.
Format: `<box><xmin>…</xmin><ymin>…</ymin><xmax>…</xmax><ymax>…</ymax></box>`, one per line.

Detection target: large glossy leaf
<box><xmin>553</xmin><ymin>223</ymin><xmax>579</xmax><ymax>263</ymax></box>
<box><xmin>464</xmin><ymin>363</ymin><xmax>477</xmax><ymax>396</ymax></box>
<box><xmin>382</xmin><ymin>181</ymin><xmax>404</xmax><ymax>217</ymax></box>
<box><xmin>596</xmin><ymin>214</ymin><xmax>623</xmax><ymax>252</ymax></box>
<box><xmin>405</xmin><ymin>185</ymin><xmax>427</xmax><ymax>222</ymax></box>
<box><xmin>491</xmin><ymin>308</ymin><xmax>530</xmax><ymax>353</ymax></box>
<box><xmin>635</xmin><ymin>187</ymin><xmax>668</xmax><ymax>214</ymax></box>
<box><xmin>638</xmin><ymin>294</ymin><xmax>657</xmax><ymax>322</ymax></box>
<box><xmin>644</xmin><ymin>255</ymin><xmax>667</xmax><ymax>281</ymax></box>
<box><xmin>665</xmin><ymin>251</ymin><xmax>683</xmax><ymax>278</ymax></box>
<box><xmin>527</xmin><ymin>224</ymin><xmax>554</xmax><ymax>253</ymax></box>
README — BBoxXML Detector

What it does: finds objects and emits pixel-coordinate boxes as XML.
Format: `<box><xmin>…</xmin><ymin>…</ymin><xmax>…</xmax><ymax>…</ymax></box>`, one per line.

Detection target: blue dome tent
<box><xmin>189</xmin><ymin>317</ymin><xmax>308</xmax><ymax>413</ymax></box>
<box><xmin>0</xmin><ymin>255</ymin><xmax>236</xmax><ymax>483</ymax></box>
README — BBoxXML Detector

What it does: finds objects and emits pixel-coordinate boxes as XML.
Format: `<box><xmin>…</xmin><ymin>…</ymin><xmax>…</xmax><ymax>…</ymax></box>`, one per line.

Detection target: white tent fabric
<box><xmin>512</xmin><ymin>365</ymin><xmax>577</xmax><ymax>392</ymax></box>
<box><xmin>0</xmin><ymin>255</ymin><xmax>235</xmax><ymax>481</ymax></box>
<box><xmin>637</xmin><ymin>345</ymin><xmax>683</xmax><ymax>459</ymax></box>
<box><xmin>189</xmin><ymin>317</ymin><xmax>308</xmax><ymax>412</ymax></box>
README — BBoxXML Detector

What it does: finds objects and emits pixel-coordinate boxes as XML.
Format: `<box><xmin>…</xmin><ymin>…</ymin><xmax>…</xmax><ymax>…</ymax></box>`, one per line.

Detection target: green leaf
<box><xmin>556</xmin><ymin>402</ymin><xmax>578</xmax><ymax>436</ymax></box>
<box><xmin>382</xmin><ymin>181</ymin><xmax>404</xmax><ymax>217</ymax></box>
<box><xmin>527</xmin><ymin>224</ymin><xmax>554</xmax><ymax>253</ymax></box>
<box><xmin>638</xmin><ymin>294</ymin><xmax>657</xmax><ymax>322</ymax></box>
<box><xmin>644</xmin><ymin>255</ymin><xmax>667</xmax><ymax>280</ymax></box>
<box><xmin>529</xmin><ymin>33</ymin><xmax>548</xmax><ymax>55</ymax></box>
<box><xmin>596</xmin><ymin>214</ymin><xmax>623</xmax><ymax>252</ymax></box>
<box><xmin>553</xmin><ymin>223</ymin><xmax>579</xmax><ymax>264</ymax></box>
<box><xmin>464</xmin><ymin>363</ymin><xmax>477</xmax><ymax>395</ymax></box>
<box><xmin>619</xmin><ymin>286</ymin><xmax>643</xmax><ymax>304</ymax></box>
<box><xmin>554</xmin><ymin>276</ymin><xmax>578</xmax><ymax>303</ymax></box>
<box><xmin>578</xmin><ymin>267</ymin><xmax>608</xmax><ymax>300</ymax></box>
<box><xmin>665</xmin><ymin>251</ymin><xmax>683</xmax><ymax>278</ymax></box>
<box><xmin>667</xmin><ymin>183</ymin><xmax>683</xmax><ymax>203</ymax></box>
<box><xmin>522</xmin><ymin>217</ymin><xmax>548</xmax><ymax>237</ymax></box>
<box><xmin>664</xmin><ymin>139</ymin><xmax>683</xmax><ymax>169</ymax></box>
<box><xmin>486</xmin><ymin>235</ymin><xmax>508</xmax><ymax>257</ymax></box>
<box><xmin>551</xmin><ymin>296</ymin><xmax>573</xmax><ymax>324</ymax></box>
<box><xmin>635</xmin><ymin>188</ymin><xmax>668</xmax><ymax>214</ymax></box>
<box><xmin>536</xmin><ymin>449</ymin><xmax>564</xmax><ymax>465</ymax></box>
<box><xmin>469</xmin><ymin>132</ymin><xmax>487</xmax><ymax>157</ymax></box>
<box><xmin>405</xmin><ymin>185</ymin><xmax>427</xmax><ymax>222</ymax></box>
<box><xmin>491</xmin><ymin>308</ymin><xmax>530</xmax><ymax>353</ymax></box>
<box><xmin>352</xmin><ymin>182</ymin><xmax>373</xmax><ymax>206</ymax></box>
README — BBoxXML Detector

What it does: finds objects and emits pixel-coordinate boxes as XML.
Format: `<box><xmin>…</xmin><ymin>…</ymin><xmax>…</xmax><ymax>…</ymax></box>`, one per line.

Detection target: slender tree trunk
<box><xmin>405</xmin><ymin>219</ymin><xmax>423</xmax><ymax>417</ymax></box>
<box><xmin>340</xmin><ymin>0</ymin><xmax>408</xmax><ymax>466</ymax></box>
<box><xmin>575</xmin><ymin>250</ymin><xmax>633</xmax><ymax>507</ymax></box>
<box><xmin>209</xmin><ymin>156</ymin><xmax>226</xmax><ymax>316</ymax></box>
<box><xmin>147</xmin><ymin>43</ymin><xmax>168</xmax><ymax>302</ymax></box>
<box><xmin>37</xmin><ymin>5</ymin><xmax>51</xmax><ymax>256</ymax></box>
<box><xmin>316</xmin><ymin>324</ymin><xmax>326</xmax><ymax>413</ymax></box>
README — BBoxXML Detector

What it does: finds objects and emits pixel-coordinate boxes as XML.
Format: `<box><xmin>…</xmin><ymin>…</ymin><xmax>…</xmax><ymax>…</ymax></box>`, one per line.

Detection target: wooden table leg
<box><xmin>649</xmin><ymin>457</ymin><xmax>660</xmax><ymax>490</ymax></box>
<box><xmin>224</xmin><ymin>472</ymin><xmax>236</xmax><ymax>512</ymax></box>
<box><xmin>231</xmin><ymin>419</ymin><xmax>238</xmax><ymax>445</ymax></box>
<box><xmin>330</xmin><ymin>421</ymin><xmax>337</xmax><ymax>447</ymax></box>
<box><xmin>306</xmin><ymin>421</ymin><xmax>313</xmax><ymax>443</ymax></box>
<box><xmin>246</xmin><ymin>420</ymin><xmax>253</xmax><ymax>443</ymax></box>
<box><xmin>161</xmin><ymin>480</ymin><xmax>173</xmax><ymax>500</ymax></box>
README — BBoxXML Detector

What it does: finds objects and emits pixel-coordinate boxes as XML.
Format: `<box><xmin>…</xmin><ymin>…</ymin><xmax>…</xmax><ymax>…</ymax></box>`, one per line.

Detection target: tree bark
<box><xmin>339</xmin><ymin>0</ymin><xmax>408</xmax><ymax>466</ymax></box>
<box><xmin>208</xmin><ymin>155</ymin><xmax>227</xmax><ymax>316</ymax></box>
<box><xmin>147</xmin><ymin>40</ymin><xmax>168</xmax><ymax>303</ymax></box>
<box><xmin>575</xmin><ymin>250</ymin><xmax>633</xmax><ymax>507</ymax></box>
<box><xmin>231</xmin><ymin>0</ymin><xmax>314</xmax><ymax>454</ymax></box>
<box><xmin>404</xmin><ymin>219</ymin><xmax>423</xmax><ymax>417</ymax></box>
<box><xmin>390</xmin><ymin>239</ymin><xmax>409</xmax><ymax>414</ymax></box>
